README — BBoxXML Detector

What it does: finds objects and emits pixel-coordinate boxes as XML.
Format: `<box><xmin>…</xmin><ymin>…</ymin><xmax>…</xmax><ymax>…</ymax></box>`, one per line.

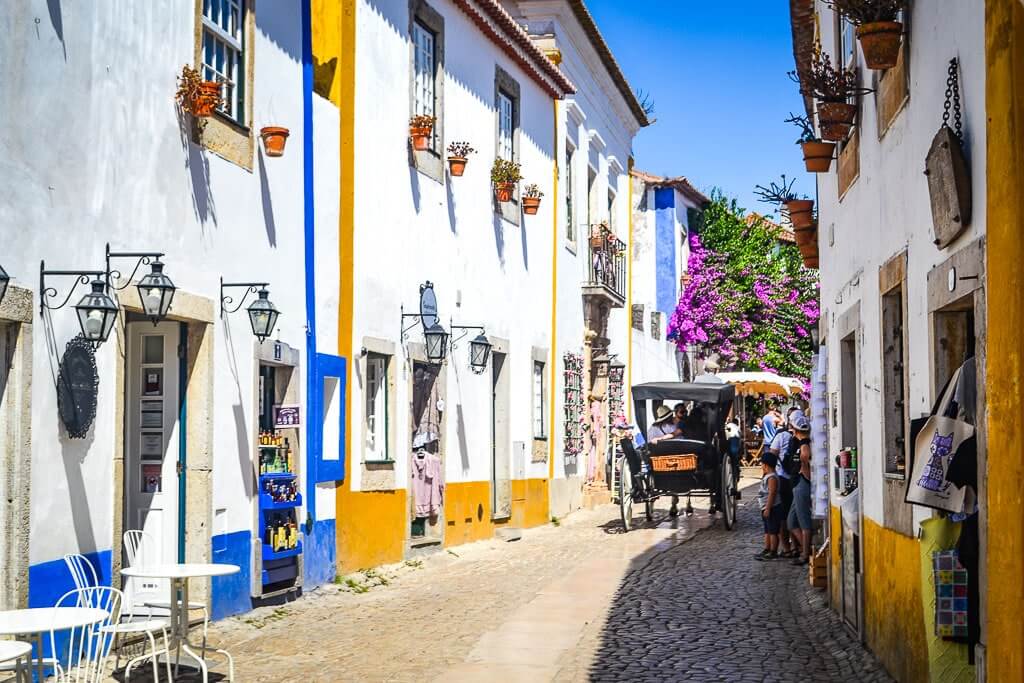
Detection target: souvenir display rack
<box><xmin>258</xmin><ymin>432</ymin><xmax>302</xmax><ymax>582</ymax></box>
<box><xmin>563</xmin><ymin>352</ymin><xmax>585</xmax><ymax>465</ymax></box>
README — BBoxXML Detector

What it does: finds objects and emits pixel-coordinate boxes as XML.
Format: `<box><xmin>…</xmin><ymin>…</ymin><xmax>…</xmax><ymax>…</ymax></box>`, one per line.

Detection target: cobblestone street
<box><xmin>117</xmin><ymin>481</ymin><xmax>890</xmax><ymax>682</ymax></box>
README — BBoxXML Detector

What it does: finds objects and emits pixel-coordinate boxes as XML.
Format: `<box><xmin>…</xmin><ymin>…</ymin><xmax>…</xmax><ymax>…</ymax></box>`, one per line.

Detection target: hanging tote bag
<box><xmin>905</xmin><ymin>367</ymin><xmax>974</xmax><ymax>513</ymax></box>
<box><xmin>932</xmin><ymin>549</ymin><xmax>969</xmax><ymax>639</ymax></box>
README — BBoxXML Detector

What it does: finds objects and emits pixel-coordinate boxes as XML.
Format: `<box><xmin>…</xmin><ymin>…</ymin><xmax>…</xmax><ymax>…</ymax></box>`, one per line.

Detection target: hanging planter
<box><xmin>175</xmin><ymin>65</ymin><xmax>222</xmax><ymax>119</ymax></box>
<box><xmin>754</xmin><ymin>175</ymin><xmax>815</xmax><ymax>229</ymax></box>
<box><xmin>446</xmin><ymin>141</ymin><xmax>475</xmax><ymax>177</ymax></box>
<box><xmin>857</xmin><ymin>22</ymin><xmax>903</xmax><ymax>70</ymax></box>
<box><xmin>790</xmin><ymin>47</ymin><xmax>873</xmax><ymax>141</ymax></box>
<box><xmin>409</xmin><ymin>115</ymin><xmax>436</xmax><ymax>151</ymax></box>
<box><xmin>260</xmin><ymin>127</ymin><xmax>290</xmax><ymax>157</ymax></box>
<box><xmin>522</xmin><ymin>184</ymin><xmax>544</xmax><ymax>215</ymax></box>
<box><xmin>785</xmin><ymin>199</ymin><xmax>816</xmax><ymax>230</ymax></box>
<box><xmin>590</xmin><ymin>223</ymin><xmax>607</xmax><ymax>248</ymax></box>
<box><xmin>817</xmin><ymin>102</ymin><xmax>857</xmax><ymax>142</ymax></box>
<box><xmin>794</xmin><ymin>226</ymin><xmax>817</xmax><ymax>247</ymax></box>
<box><xmin>786</xmin><ymin>113</ymin><xmax>836</xmax><ymax>173</ymax></box>
<box><xmin>490</xmin><ymin>158</ymin><xmax>522</xmax><ymax>204</ymax></box>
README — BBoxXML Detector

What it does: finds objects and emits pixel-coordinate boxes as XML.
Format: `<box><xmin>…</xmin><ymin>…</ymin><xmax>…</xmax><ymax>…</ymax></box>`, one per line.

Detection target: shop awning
<box><xmin>715</xmin><ymin>371</ymin><xmax>805</xmax><ymax>397</ymax></box>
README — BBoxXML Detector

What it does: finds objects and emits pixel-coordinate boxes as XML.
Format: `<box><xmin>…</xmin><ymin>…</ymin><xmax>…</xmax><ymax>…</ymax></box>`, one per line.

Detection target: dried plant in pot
<box><xmin>790</xmin><ymin>49</ymin><xmax>873</xmax><ymax>141</ymax></box>
<box><xmin>754</xmin><ymin>175</ymin><xmax>815</xmax><ymax>230</ymax></box>
<box><xmin>260</xmin><ymin>127</ymin><xmax>290</xmax><ymax>157</ymax></box>
<box><xmin>409</xmin><ymin>115</ymin><xmax>436</xmax><ymax>151</ymax></box>
<box><xmin>446</xmin><ymin>141</ymin><xmax>475</xmax><ymax>177</ymax></box>
<box><xmin>522</xmin><ymin>184</ymin><xmax>544</xmax><ymax>215</ymax></box>
<box><xmin>825</xmin><ymin>0</ymin><xmax>906</xmax><ymax>70</ymax></box>
<box><xmin>786</xmin><ymin>112</ymin><xmax>835</xmax><ymax>173</ymax></box>
<box><xmin>590</xmin><ymin>222</ymin><xmax>608</xmax><ymax>248</ymax></box>
<box><xmin>175</xmin><ymin>65</ymin><xmax>222</xmax><ymax>119</ymax></box>
<box><xmin>490</xmin><ymin>158</ymin><xmax>522</xmax><ymax>203</ymax></box>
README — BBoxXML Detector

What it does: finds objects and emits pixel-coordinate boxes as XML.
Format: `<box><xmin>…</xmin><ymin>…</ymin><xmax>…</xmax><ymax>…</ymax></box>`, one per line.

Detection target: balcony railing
<box><xmin>586</xmin><ymin>225</ymin><xmax>626</xmax><ymax>305</ymax></box>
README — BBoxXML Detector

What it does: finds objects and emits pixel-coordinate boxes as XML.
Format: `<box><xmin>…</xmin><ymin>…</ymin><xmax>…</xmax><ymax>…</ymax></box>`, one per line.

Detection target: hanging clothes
<box><xmin>412</xmin><ymin>451</ymin><xmax>444</xmax><ymax>518</ymax></box>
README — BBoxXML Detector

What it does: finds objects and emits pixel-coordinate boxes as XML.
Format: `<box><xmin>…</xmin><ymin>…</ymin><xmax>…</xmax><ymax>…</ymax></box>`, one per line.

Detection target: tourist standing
<box><xmin>756</xmin><ymin>452</ymin><xmax>783</xmax><ymax>560</ymax></box>
<box><xmin>787</xmin><ymin>414</ymin><xmax>814</xmax><ymax>566</ymax></box>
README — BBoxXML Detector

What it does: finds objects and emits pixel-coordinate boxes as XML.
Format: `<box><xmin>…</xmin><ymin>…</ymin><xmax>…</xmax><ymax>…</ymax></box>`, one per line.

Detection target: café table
<box><xmin>0</xmin><ymin>640</ymin><xmax>33</xmax><ymax>683</ymax></box>
<box><xmin>121</xmin><ymin>563</ymin><xmax>239</xmax><ymax>682</ymax></box>
<box><xmin>0</xmin><ymin>606</ymin><xmax>108</xmax><ymax>682</ymax></box>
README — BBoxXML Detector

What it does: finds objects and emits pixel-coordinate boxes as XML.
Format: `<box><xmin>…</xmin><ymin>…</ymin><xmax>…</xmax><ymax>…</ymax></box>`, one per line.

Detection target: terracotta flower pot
<box><xmin>803</xmin><ymin>254</ymin><xmax>819</xmax><ymax>269</ymax></box>
<box><xmin>494</xmin><ymin>182</ymin><xmax>514</xmax><ymax>203</ymax></box>
<box><xmin>801</xmin><ymin>140</ymin><xmax>836</xmax><ymax>173</ymax></box>
<box><xmin>410</xmin><ymin>126</ymin><xmax>433</xmax><ymax>151</ymax></box>
<box><xmin>857</xmin><ymin>21</ymin><xmax>903</xmax><ymax>71</ymax></box>
<box><xmin>448</xmin><ymin>156</ymin><xmax>467</xmax><ymax>176</ymax></box>
<box><xmin>794</xmin><ymin>227</ymin><xmax>817</xmax><ymax>247</ymax></box>
<box><xmin>817</xmin><ymin>102</ymin><xmax>857</xmax><ymax>142</ymax></box>
<box><xmin>191</xmin><ymin>81</ymin><xmax>222</xmax><ymax>118</ymax></box>
<box><xmin>260</xmin><ymin>127</ymin><xmax>290</xmax><ymax>157</ymax></box>
<box><xmin>785</xmin><ymin>199</ymin><xmax>815</xmax><ymax>230</ymax></box>
<box><xmin>522</xmin><ymin>196</ymin><xmax>541</xmax><ymax>215</ymax></box>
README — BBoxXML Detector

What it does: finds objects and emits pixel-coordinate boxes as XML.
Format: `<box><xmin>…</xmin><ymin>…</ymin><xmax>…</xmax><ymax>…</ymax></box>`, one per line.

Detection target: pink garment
<box><xmin>412</xmin><ymin>452</ymin><xmax>444</xmax><ymax>517</ymax></box>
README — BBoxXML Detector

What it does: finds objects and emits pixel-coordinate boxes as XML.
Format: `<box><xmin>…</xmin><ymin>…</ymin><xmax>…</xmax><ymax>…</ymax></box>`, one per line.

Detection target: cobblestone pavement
<box><xmin>106</xmin><ymin>480</ymin><xmax>891</xmax><ymax>682</ymax></box>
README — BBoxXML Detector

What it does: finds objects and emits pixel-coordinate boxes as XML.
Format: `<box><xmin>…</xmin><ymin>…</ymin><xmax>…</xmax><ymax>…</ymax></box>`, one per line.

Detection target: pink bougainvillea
<box><xmin>668</xmin><ymin>193</ymin><xmax>820</xmax><ymax>387</ymax></box>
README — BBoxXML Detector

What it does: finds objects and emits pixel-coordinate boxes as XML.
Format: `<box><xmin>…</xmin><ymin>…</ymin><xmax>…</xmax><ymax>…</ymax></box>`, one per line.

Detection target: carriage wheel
<box><xmin>721</xmin><ymin>455</ymin><xmax>738</xmax><ymax>530</ymax></box>
<box><xmin>619</xmin><ymin>462</ymin><xmax>633</xmax><ymax>532</ymax></box>
<box><xmin>645</xmin><ymin>498</ymin><xmax>655</xmax><ymax>522</ymax></box>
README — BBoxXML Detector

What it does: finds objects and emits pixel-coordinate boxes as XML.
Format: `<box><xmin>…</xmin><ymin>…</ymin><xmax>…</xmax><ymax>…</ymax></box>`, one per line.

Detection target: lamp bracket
<box><xmin>105</xmin><ymin>243</ymin><xmax>166</xmax><ymax>291</ymax></box>
<box><xmin>39</xmin><ymin>261</ymin><xmax>106</xmax><ymax>315</ymax></box>
<box><xmin>449</xmin><ymin>322</ymin><xmax>485</xmax><ymax>349</ymax></box>
<box><xmin>400</xmin><ymin>305</ymin><xmax>423</xmax><ymax>341</ymax></box>
<box><xmin>220</xmin><ymin>279</ymin><xmax>269</xmax><ymax>316</ymax></box>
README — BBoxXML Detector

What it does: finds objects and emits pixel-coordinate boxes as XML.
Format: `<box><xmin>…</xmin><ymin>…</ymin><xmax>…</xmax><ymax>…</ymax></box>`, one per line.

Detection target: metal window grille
<box><xmin>631</xmin><ymin>305</ymin><xmax>644</xmax><ymax>331</ymax></box>
<box><xmin>413</xmin><ymin>21</ymin><xmax>435</xmax><ymax>119</ymax></box>
<box><xmin>201</xmin><ymin>0</ymin><xmax>245</xmax><ymax>124</ymax></box>
<box><xmin>498</xmin><ymin>92</ymin><xmax>514</xmax><ymax>160</ymax></box>
<box><xmin>565</xmin><ymin>144</ymin><xmax>575</xmax><ymax>241</ymax></box>
<box><xmin>533</xmin><ymin>361</ymin><xmax>546</xmax><ymax>438</ymax></box>
<box><xmin>365</xmin><ymin>354</ymin><xmax>389</xmax><ymax>461</ymax></box>
<box><xmin>563</xmin><ymin>352</ymin><xmax>584</xmax><ymax>466</ymax></box>
<box><xmin>650</xmin><ymin>311</ymin><xmax>662</xmax><ymax>340</ymax></box>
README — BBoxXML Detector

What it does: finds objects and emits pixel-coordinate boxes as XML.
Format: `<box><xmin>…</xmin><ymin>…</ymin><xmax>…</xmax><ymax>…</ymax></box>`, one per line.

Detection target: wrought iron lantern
<box><xmin>0</xmin><ymin>262</ymin><xmax>8</xmax><ymax>306</ymax></box>
<box><xmin>247</xmin><ymin>287</ymin><xmax>281</xmax><ymax>342</ymax></box>
<box><xmin>221</xmin><ymin>279</ymin><xmax>281</xmax><ymax>343</ymax></box>
<box><xmin>136</xmin><ymin>259</ymin><xmax>176</xmax><ymax>324</ymax></box>
<box><xmin>469</xmin><ymin>333</ymin><xmax>492</xmax><ymax>372</ymax></box>
<box><xmin>74</xmin><ymin>278</ymin><xmax>119</xmax><ymax>345</ymax></box>
<box><xmin>423</xmin><ymin>322</ymin><xmax>449</xmax><ymax>363</ymax></box>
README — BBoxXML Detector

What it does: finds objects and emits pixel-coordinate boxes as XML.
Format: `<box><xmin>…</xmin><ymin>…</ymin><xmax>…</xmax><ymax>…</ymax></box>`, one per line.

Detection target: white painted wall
<box><xmin>813</xmin><ymin>0</ymin><xmax>986</xmax><ymax>528</ymax></box>
<box><xmin>0</xmin><ymin>1</ymin><xmax>313</xmax><ymax>570</ymax></box>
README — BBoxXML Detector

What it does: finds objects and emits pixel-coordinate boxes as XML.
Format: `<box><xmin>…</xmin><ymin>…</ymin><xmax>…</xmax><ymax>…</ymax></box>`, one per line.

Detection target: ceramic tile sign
<box><xmin>274</xmin><ymin>404</ymin><xmax>301</xmax><ymax>428</ymax></box>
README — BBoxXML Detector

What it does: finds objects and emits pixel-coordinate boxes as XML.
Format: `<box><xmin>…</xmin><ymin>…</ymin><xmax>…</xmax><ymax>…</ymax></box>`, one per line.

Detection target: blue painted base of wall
<box><xmin>211</xmin><ymin>530</ymin><xmax>252</xmax><ymax>621</ymax></box>
<box><xmin>28</xmin><ymin>550</ymin><xmax>112</xmax><ymax>608</ymax></box>
<box><xmin>303</xmin><ymin>518</ymin><xmax>336</xmax><ymax>589</ymax></box>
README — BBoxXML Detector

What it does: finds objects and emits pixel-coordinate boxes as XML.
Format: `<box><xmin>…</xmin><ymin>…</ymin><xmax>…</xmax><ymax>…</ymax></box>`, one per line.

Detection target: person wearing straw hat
<box><xmin>647</xmin><ymin>405</ymin><xmax>683</xmax><ymax>443</ymax></box>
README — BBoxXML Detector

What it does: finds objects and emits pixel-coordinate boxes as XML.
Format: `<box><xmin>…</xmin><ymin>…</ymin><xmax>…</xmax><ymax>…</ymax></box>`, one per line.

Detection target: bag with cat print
<box><xmin>905</xmin><ymin>366</ymin><xmax>974</xmax><ymax>513</ymax></box>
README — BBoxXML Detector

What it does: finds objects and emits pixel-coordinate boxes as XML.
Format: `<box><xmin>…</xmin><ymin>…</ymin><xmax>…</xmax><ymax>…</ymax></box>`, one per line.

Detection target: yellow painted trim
<box><xmin>985</xmin><ymin>1</ymin><xmax>1024</xmax><ymax>679</ymax></box>
<box><xmin>338</xmin><ymin>0</ymin><xmax>356</xmax><ymax>482</ymax></box>
<box><xmin>549</xmin><ymin>99</ymin><xmax>559</xmax><ymax>481</ymax></box>
<box><xmin>626</xmin><ymin>157</ymin><xmax>634</xmax><ymax>419</ymax></box>
<box><xmin>445</xmin><ymin>479</ymin><xmax>550</xmax><ymax>549</ymax></box>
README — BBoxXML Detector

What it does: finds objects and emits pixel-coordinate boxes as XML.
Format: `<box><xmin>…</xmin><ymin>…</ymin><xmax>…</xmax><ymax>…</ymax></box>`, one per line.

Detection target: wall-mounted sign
<box><xmin>274</xmin><ymin>404</ymin><xmax>301</xmax><ymax>428</ymax></box>
<box><xmin>57</xmin><ymin>335</ymin><xmax>99</xmax><ymax>439</ymax></box>
<box><xmin>419</xmin><ymin>281</ymin><xmax>438</xmax><ymax>329</ymax></box>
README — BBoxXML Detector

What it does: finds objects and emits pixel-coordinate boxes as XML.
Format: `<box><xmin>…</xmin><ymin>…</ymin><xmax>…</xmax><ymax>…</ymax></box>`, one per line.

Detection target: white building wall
<box><xmin>814</xmin><ymin>0</ymin><xmax>986</xmax><ymax>528</ymax></box>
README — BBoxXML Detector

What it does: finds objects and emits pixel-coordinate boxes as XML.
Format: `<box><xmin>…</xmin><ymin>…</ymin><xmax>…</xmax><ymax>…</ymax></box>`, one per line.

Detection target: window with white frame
<box><xmin>533</xmin><ymin>361</ymin><xmax>546</xmax><ymax>439</ymax></box>
<box><xmin>498</xmin><ymin>91</ymin><xmax>514</xmax><ymax>160</ymax></box>
<box><xmin>413</xmin><ymin>21</ymin><xmax>435</xmax><ymax>120</ymax></box>
<box><xmin>201</xmin><ymin>0</ymin><xmax>245</xmax><ymax>124</ymax></box>
<box><xmin>838</xmin><ymin>13</ymin><xmax>856</xmax><ymax>74</ymax></box>
<box><xmin>565</xmin><ymin>143</ymin><xmax>576</xmax><ymax>242</ymax></box>
<box><xmin>365</xmin><ymin>353</ymin><xmax>390</xmax><ymax>461</ymax></box>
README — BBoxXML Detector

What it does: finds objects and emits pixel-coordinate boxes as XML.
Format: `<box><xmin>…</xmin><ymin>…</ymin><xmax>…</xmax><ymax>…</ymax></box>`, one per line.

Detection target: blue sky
<box><xmin>585</xmin><ymin>0</ymin><xmax>815</xmax><ymax>216</ymax></box>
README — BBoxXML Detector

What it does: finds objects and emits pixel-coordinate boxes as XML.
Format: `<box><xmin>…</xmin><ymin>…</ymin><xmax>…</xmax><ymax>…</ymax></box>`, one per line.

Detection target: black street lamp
<box><xmin>423</xmin><ymin>322</ymin><xmax>450</xmax><ymax>364</ymax></box>
<box><xmin>451</xmin><ymin>323</ymin><xmax>491</xmax><ymax>373</ymax></box>
<box><xmin>221</xmin><ymin>279</ymin><xmax>281</xmax><ymax>343</ymax></box>
<box><xmin>0</xmin><ymin>263</ymin><xmax>9</xmax><ymax>306</ymax></box>
<box><xmin>106</xmin><ymin>244</ymin><xmax>176</xmax><ymax>325</ymax></box>
<box><xmin>40</xmin><ymin>262</ymin><xmax>119</xmax><ymax>347</ymax></box>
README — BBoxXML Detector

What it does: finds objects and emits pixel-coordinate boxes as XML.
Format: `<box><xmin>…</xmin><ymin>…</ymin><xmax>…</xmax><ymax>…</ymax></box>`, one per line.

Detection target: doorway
<box><xmin>839</xmin><ymin>330</ymin><xmax>861</xmax><ymax>632</ymax></box>
<box><xmin>490</xmin><ymin>351</ymin><xmax>510</xmax><ymax>520</ymax></box>
<box><xmin>410</xmin><ymin>361</ymin><xmax>443</xmax><ymax>542</ymax></box>
<box><xmin>124</xmin><ymin>321</ymin><xmax>183</xmax><ymax>607</ymax></box>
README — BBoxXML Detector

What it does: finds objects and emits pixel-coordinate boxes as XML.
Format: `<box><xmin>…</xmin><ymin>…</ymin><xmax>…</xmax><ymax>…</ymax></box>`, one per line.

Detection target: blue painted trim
<box><xmin>313</xmin><ymin>353</ymin><xmax>347</xmax><ymax>483</ymax></box>
<box><xmin>300</xmin><ymin>0</ymin><xmax>318</xmax><ymax>527</ymax></box>
<box><xmin>210</xmin><ymin>530</ymin><xmax>252</xmax><ymax>620</ymax></box>
<box><xmin>303</xmin><ymin>518</ymin><xmax>337</xmax><ymax>587</ymax></box>
<box><xmin>655</xmin><ymin>188</ymin><xmax>677</xmax><ymax>314</ymax></box>
<box><xmin>29</xmin><ymin>550</ymin><xmax>113</xmax><ymax>608</ymax></box>
<box><xmin>178</xmin><ymin>321</ymin><xmax>188</xmax><ymax>563</ymax></box>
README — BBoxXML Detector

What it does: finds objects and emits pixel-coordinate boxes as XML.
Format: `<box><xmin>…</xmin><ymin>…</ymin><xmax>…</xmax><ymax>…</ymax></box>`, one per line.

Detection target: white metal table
<box><xmin>0</xmin><ymin>606</ymin><xmax>108</xmax><ymax>682</ymax></box>
<box><xmin>121</xmin><ymin>563</ymin><xmax>239</xmax><ymax>682</ymax></box>
<box><xmin>0</xmin><ymin>640</ymin><xmax>33</xmax><ymax>683</ymax></box>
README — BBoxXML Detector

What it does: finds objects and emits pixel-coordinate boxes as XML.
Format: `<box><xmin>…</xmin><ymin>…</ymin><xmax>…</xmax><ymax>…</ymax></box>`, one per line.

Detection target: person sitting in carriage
<box><xmin>646</xmin><ymin>405</ymin><xmax>681</xmax><ymax>443</ymax></box>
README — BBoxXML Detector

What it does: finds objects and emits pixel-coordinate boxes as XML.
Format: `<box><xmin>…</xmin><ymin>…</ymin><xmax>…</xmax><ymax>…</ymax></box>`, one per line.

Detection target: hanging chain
<box><xmin>942</xmin><ymin>57</ymin><xmax>963</xmax><ymax>141</ymax></box>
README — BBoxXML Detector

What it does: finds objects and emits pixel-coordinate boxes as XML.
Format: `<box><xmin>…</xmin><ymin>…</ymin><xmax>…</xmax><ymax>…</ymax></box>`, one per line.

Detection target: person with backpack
<box><xmin>769</xmin><ymin>409</ymin><xmax>799</xmax><ymax>557</ymax></box>
<box><xmin>786</xmin><ymin>413</ymin><xmax>814</xmax><ymax>566</ymax></box>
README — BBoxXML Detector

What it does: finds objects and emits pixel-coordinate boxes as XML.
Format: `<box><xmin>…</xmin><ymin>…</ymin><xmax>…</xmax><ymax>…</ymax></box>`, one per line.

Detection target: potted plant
<box><xmin>786</xmin><ymin>113</ymin><xmax>836</xmax><ymax>174</ymax></box>
<box><xmin>590</xmin><ymin>222</ymin><xmax>608</xmax><ymax>248</ymax></box>
<box><xmin>175</xmin><ymin>65</ymin><xmax>222</xmax><ymax>118</ymax></box>
<box><xmin>409</xmin><ymin>115</ymin><xmax>436</xmax><ymax>151</ymax></box>
<box><xmin>446</xmin><ymin>141</ymin><xmax>475</xmax><ymax>177</ymax></box>
<box><xmin>754</xmin><ymin>175</ymin><xmax>815</xmax><ymax>230</ymax></box>
<box><xmin>491</xmin><ymin>158</ymin><xmax>522</xmax><ymax>203</ymax></box>
<box><xmin>260</xmin><ymin>127</ymin><xmax>290</xmax><ymax>157</ymax></box>
<box><xmin>825</xmin><ymin>0</ymin><xmax>906</xmax><ymax>70</ymax></box>
<box><xmin>522</xmin><ymin>184</ymin><xmax>544</xmax><ymax>215</ymax></box>
<box><xmin>790</xmin><ymin>49</ymin><xmax>873</xmax><ymax>141</ymax></box>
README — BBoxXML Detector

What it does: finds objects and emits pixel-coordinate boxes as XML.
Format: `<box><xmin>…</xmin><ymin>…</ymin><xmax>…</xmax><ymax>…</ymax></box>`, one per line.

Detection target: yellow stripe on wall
<box><xmin>549</xmin><ymin>99</ymin><xmax>559</xmax><ymax>480</ymax></box>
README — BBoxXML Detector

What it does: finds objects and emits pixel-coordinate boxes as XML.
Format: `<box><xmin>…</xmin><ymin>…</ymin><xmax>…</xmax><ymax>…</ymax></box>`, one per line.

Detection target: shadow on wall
<box><xmin>519</xmin><ymin>207</ymin><xmax>529</xmax><ymax>271</ymax></box>
<box><xmin>223</xmin><ymin>320</ymin><xmax>255</xmax><ymax>500</ymax></box>
<box><xmin>177</xmin><ymin>109</ymin><xmax>217</xmax><ymax>229</ymax></box>
<box><xmin>255</xmin><ymin>0</ymin><xmax>303</xmax><ymax>61</ymax></box>
<box><xmin>258</xmin><ymin>149</ymin><xmax>277</xmax><ymax>247</ymax></box>
<box><xmin>446</xmin><ymin>171</ymin><xmax>458</xmax><ymax>234</ymax></box>
<box><xmin>492</xmin><ymin>212</ymin><xmax>505</xmax><ymax>267</ymax></box>
<box><xmin>452</xmin><ymin>361</ymin><xmax>471</xmax><ymax>471</ymax></box>
<box><xmin>408</xmin><ymin>154</ymin><xmax>422</xmax><ymax>213</ymax></box>
<box><xmin>46</xmin><ymin>0</ymin><xmax>67</xmax><ymax>60</ymax></box>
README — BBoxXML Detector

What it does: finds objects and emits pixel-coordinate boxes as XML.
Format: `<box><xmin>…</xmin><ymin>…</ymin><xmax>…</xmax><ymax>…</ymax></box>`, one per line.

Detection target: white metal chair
<box><xmin>0</xmin><ymin>640</ymin><xmax>33</xmax><ymax>683</ymax></box>
<box><xmin>123</xmin><ymin>530</ymin><xmax>209</xmax><ymax>652</ymax></box>
<box><xmin>50</xmin><ymin>586</ymin><xmax>121</xmax><ymax>683</ymax></box>
<box><xmin>62</xmin><ymin>554</ymin><xmax>172</xmax><ymax>682</ymax></box>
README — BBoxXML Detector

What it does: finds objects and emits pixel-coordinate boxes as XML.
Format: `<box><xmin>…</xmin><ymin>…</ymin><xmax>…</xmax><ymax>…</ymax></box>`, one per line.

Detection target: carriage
<box><xmin>618</xmin><ymin>382</ymin><xmax>740</xmax><ymax>531</ymax></box>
